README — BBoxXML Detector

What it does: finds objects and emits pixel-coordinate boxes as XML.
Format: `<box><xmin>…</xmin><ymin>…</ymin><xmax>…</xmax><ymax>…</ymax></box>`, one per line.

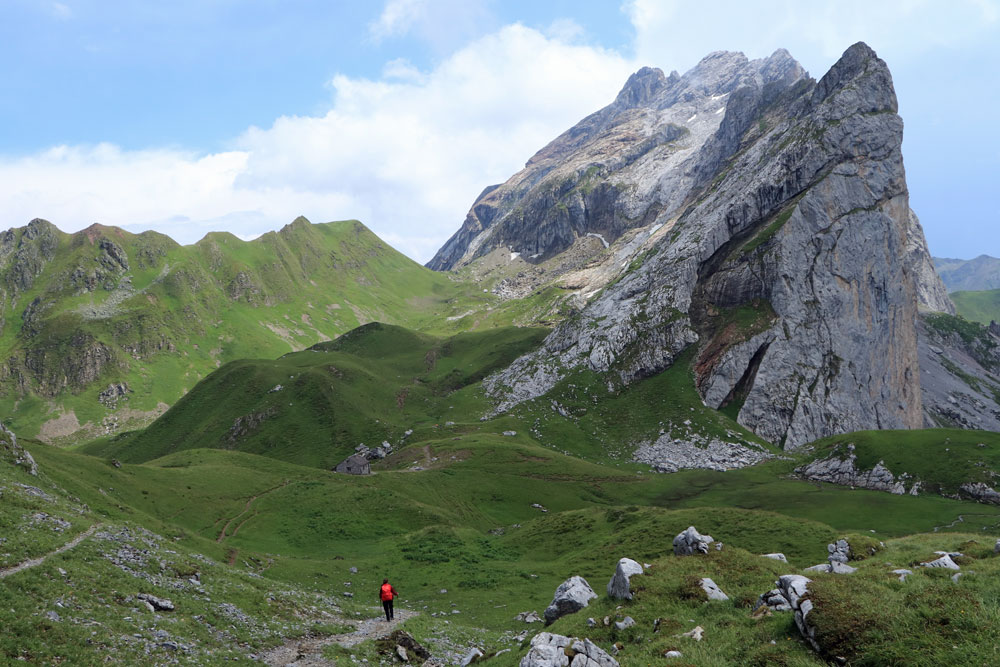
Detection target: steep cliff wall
<box><xmin>476</xmin><ymin>43</ymin><xmax>942</xmax><ymax>447</ymax></box>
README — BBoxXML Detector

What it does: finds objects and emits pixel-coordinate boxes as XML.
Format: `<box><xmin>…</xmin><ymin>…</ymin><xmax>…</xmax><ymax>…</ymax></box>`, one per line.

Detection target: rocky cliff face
<box><xmin>471</xmin><ymin>43</ymin><xmax>948</xmax><ymax>447</ymax></box>
<box><xmin>428</xmin><ymin>51</ymin><xmax>806</xmax><ymax>271</ymax></box>
<box><xmin>918</xmin><ymin>313</ymin><xmax>1000</xmax><ymax>430</ymax></box>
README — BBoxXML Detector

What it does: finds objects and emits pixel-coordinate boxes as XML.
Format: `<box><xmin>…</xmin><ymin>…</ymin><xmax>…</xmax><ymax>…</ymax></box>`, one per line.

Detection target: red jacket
<box><xmin>380</xmin><ymin>583</ymin><xmax>397</xmax><ymax>601</ymax></box>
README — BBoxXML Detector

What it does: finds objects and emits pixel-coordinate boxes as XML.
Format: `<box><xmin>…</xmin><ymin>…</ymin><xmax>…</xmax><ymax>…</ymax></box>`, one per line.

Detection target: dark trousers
<box><xmin>383</xmin><ymin>599</ymin><xmax>394</xmax><ymax>621</ymax></box>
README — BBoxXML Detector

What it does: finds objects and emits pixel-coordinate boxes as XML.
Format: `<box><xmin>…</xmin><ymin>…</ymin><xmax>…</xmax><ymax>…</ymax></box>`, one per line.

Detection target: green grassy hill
<box><xmin>951</xmin><ymin>288</ymin><xmax>1000</xmax><ymax>325</ymax></box>
<box><xmin>10</xmin><ymin>416</ymin><xmax>1000</xmax><ymax>664</ymax></box>
<box><xmin>0</xmin><ymin>217</ymin><xmax>506</xmax><ymax>441</ymax></box>
<box><xmin>82</xmin><ymin>323</ymin><xmax>549</xmax><ymax>468</ymax></box>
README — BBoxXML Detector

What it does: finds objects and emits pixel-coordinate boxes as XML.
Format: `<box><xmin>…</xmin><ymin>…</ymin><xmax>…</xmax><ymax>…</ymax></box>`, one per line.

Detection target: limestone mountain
<box><xmin>0</xmin><ymin>217</ymin><xmax>486</xmax><ymax>441</ymax></box>
<box><xmin>437</xmin><ymin>42</ymin><xmax>957</xmax><ymax>448</ymax></box>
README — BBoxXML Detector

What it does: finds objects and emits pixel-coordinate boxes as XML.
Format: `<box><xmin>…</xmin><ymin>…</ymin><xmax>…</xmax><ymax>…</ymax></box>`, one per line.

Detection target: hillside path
<box><xmin>217</xmin><ymin>480</ymin><xmax>289</xmax><ymax>543</ymax></box>
<box><xmin>0</xmin><ymin>524</ymin><xmax>98</xmax><ymax>579</ymax></box>
<box><xmin>261</xmin><ymin>608</ymin><xmax>418</xmax><ymax>666</ymax></box>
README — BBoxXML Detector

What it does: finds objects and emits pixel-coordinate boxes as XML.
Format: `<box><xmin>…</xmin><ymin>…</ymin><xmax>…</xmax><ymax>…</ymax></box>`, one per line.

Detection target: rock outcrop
<box><xmin>0</xmin><ymin>423</ymin><xmax>37</xmax><ymax>475</ymax></box>
<box><xmin>777</xmin><ymin>575</ymin><xmax>820</xmax><ymax>653</ymax></box>
<box><xmin>544</xmin><ymin>577</ymin><xmax>597</xmax><ymax>625</ymax></box>
<box><xmin>673</xmin><ymin>526</ymin><xmax>714</xmax><ymax>555</ymax></box>
<box><xmin>473</xmin><ymin>42</ymin><xmax>946</xmax><ymax>448</ymax></box>
<box><xmin>520</xmin><ymin>633</ymin><xmax>618</xmax><ymax>667</ymax></box>
<box><xmin>606</xmin><ymin>558</ymin><xmax>643</xmax><ymax>600</ymax></box>
<box><xmin>796</xmin><ymin>444</ymin><xmax>919</xmax><ymax>494</ymax></box>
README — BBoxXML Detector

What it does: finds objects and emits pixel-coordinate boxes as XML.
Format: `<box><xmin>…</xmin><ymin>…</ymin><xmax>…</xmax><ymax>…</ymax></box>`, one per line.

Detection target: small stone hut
<box><xmin>334</xmin><ymin>453</ymin><xmax>371</xmax><ymax>475</ymax></box>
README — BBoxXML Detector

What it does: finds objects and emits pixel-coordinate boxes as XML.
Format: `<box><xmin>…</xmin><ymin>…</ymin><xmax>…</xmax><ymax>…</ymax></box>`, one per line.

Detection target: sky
<box><xmin>1</xmin><ymin>1</ymin><xmax>997</xmax><ymax>263</ymax></box>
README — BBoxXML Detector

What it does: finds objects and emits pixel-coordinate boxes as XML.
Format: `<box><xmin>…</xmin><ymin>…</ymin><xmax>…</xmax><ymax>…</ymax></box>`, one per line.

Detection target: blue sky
<box><xmin>1</xmin><ymin>0</ymin><xmax>997</xmax><ymax>262</ymax></box>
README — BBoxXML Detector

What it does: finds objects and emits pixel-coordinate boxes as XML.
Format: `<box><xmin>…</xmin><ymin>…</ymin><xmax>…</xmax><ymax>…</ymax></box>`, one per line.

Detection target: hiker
<box><xmin>379</xmin><ymin>578</ymin><xmax>398</xmax><ymax>621</ymax></box>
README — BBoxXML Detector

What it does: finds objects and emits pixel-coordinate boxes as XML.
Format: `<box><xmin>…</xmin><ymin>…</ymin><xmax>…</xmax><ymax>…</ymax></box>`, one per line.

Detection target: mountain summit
<box><xmin>434</xmin><ymin>42</ymin><xmax>956</xmax><ymax>447</ymax></box>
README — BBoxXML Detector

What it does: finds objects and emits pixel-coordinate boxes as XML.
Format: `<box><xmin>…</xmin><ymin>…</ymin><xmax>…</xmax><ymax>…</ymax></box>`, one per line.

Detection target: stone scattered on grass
<box><xmin>676</xmin><ymin>626</ymin><xmax>703</xmax><ymax>641</ymax></box>
<box><xmin>519</xmin><ymin>633</ymin><xmax>618</xmax><ymax>667</ymax></box>
<box><xmin>543</xmin><ymin>576</ymin><xmax>596</xmax><ymax>625</ymax></box>
<box><xmin>921</xmin><ymin>554</ymin><xmax>960</xmax><ymax>570</ymax></box>
<box><xmin>614</xmin><ymin>616</ymin><xmax>635</xmax><ymax>631</ymax></box>
<box><xmin>761</xmin><ymin>553</ymin><xmax>787</xmax><ymax>562</ymax></box>
<box><xmin>672</xmin><ymin>526</ymin><xmax>714</xmax><ymax>556</ymax></box>
<box><xmin>606</xmin><ymin>558</ymin><xmax>643</xmax><ymax>600</ymax></box>
<box><xmin>699</xmin><ymin>578</ymin><xmax>729</xmax><ymax>601</ymax></box>
<box><xmin>137</xmin><ymin>593</ymin><xmax>175</xmax><ymax>612</ymax></box>
<box><xmin>892</xmin><ymin>569</ymin><xmax>913</xmax><ymax>582</ymax></box>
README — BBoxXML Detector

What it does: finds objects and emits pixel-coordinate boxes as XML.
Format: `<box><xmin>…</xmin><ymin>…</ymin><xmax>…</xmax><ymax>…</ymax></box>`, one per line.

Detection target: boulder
<box><xmin>613</xmin><ymin>616</ymin><xmax>634</xmax><ymax>631</ymax></box>
<box><xmin>761</xmin><ymin>553</ymin><xmax>787</xmax><ymax>562</ymax></box>
<box><xmin>460</xmin><ymin>648</ymin><xmax>483</xmax><ymax>666</ymax></box>
<box><xmin>892</xmin><ymin>569</ymin><xmax>913</xmax><ymax>582</ymax></box>
<box><xmin>137</xmin><ymin>593</ymin><xmax>175</xmax><ymax>612</ymax></box>
<box><xmin>921</xmin><ymin>554</ymin><xmax>960</xmax><ymax>570</ymax></box>
<box><xmin>994</xmin><ymin>539</ymin><xmax>1000</xmax><ymax>554</ymax></box>
<box><xmin>376</xmin><ymin>631</ymin><xmax>431</xmax><ymax>662</ymax></box>
<box><xmin>753</xmin><ymin>588</ymin><xmax>792</xmax><ymax>613</ymax></box>
<box><xmin>672</xmin><ymin>526</ymin><xmax>714</xmax><ymax>556</ymax></box>
<box><xmin>520</xmin><ymin>633</ymin><xmax>618</xmax><ymax>667</ymax></box>
<box><xmin>606</xmin><ymin>558</ymin><xmax>643</xmax><ymax>600</ymax></box>
<box><xmin>699</xmin><ymin>578</ymin><xmax>729</xmax><ymax>601</ymax></box>
<box><xmin>804</xmin><ymin>562</ymin><xmax>857</xmax><ymax>574</ymax></box>
<box><xmin>664</xmin><ymin>651</ymin><xmax>683</xmax><ymax>659</ymax></box>
<box><xmin>544</xmin><ymin>577</ymin><xmax>597</xmax><ymax>625</ymax></box>
<box><xmin>516</xmin><ymin>611</ymin><xmax>542</xmax><ymax>623</ymax></box>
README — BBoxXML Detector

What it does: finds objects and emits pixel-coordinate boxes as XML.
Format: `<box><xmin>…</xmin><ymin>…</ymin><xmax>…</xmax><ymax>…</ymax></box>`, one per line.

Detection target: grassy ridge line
<box><xmin>0</xmin><ymin>218</ymin><xmax>508</xmax><ymax>440</ymax></box>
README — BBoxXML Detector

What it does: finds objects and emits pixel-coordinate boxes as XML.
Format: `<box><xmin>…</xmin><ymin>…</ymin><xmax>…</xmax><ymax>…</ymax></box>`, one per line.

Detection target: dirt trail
<box><xmin>217</xmin><ymin>480</ymin><xmax>289</xmax><ymax>543</ymax></box>
<box><xmin>0</xmin><ymin>524</ymin><xmax>98</xmax><ymax>579</ymax></box>
<box><xmin>261</xmin><ymin>608</ymin><xmax>418</xmax><ymax>666</ymax></box>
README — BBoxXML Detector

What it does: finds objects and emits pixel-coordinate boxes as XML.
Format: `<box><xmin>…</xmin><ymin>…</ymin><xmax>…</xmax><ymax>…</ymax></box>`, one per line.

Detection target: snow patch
<box><xmin>715</xmin><ymin>107</ymin><xmax>725</xmax><ymax>115</ymax></box>
<box><xmin>509</xmin><ymin>252</ymin><xmax>520</xmax><ymax>261</ymax></box>
<box><xmin>686</xmin><ymin>114</ymin><xmax>697</xmax><ymax>122</ymax></box>
<box><xmin>649</xmin><ymin>223</ymin><xmax>663</xmax><ymax>235</ymax></box>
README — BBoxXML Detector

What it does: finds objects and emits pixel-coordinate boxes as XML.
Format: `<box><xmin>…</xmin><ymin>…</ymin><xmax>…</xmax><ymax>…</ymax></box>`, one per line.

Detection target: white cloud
<box><xmin>369</xmin><ymin>0</ymin><xmax>426</xmax><ymax>42</ymax></box>
<box><xmin>0</xmin><ymin>24</ymin><xmax>635</xmax><ymax>262</ymax></box>
<box><xmin>49</xmin><ymin>2</ymin><xmax>72</xmax><ymax>20</ymax></box>
<box><xmin>626</xmin><ymin>0</ymin><xmax>1000</xmax><ymax>77</ymax></box>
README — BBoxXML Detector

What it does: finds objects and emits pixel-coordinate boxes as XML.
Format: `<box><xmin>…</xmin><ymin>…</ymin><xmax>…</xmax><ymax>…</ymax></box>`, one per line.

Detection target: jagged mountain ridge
<box><xmin>0</xmin><ymin>217</ymin><xmax>482</xmax><ymax>440</ymax></box>
<box><xmin>444</xmin><ymin>42</ymin><xmax>958</xmax><ymax>448</ymax></box>
<box><xmin>429</xmin><ymin>49</ymin><xmax>807</xmax><ymax>271</ymax></box>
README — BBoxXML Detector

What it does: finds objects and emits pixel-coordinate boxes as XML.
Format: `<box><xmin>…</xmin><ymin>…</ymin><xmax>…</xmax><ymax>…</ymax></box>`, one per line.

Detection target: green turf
<box><xmin>951</xmin><ymin>288</ymin><xmax>1000</xmax><ymax>325</ymax></box>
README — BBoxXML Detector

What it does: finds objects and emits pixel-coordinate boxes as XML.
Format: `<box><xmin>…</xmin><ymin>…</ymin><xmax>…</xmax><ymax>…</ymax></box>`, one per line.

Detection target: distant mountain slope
<box><xmin>950</xmin><ymin>289</ymin><xmax>1000</xmax><ymax>325</ymax></box>
<box><xmin>443</xmin><ymin>42</ymin><xmax>956</xmax><ymax>447</ymax></box>
<box><xmin>0</xmin><ymin>217</ymin><xmax>491</xmax><ymax>441</ymax></box>
<box><xmin>934</xmin><ymin>254</ymin><xmax>1000</xmax><ymax>292</ymax></box>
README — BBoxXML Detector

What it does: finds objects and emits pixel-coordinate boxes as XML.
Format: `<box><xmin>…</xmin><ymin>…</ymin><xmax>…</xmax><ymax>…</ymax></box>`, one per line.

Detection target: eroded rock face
<box><xmin>544</xmin><ymin>576</ymin><xmax>597</xmax><ymax>625</ymax></box>
<box><xmin>476</xmin><ymin>42</ymin><xmax>938</xmax><ymax>448</ymax></box>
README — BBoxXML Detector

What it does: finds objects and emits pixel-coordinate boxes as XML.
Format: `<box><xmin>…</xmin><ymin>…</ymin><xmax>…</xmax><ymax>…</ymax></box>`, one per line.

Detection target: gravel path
<box><xmin>261</xmin><ymin>608</ymin><xmax>418</xmax><ymax>666</ymax></box>
<box><xmin>0</xmin><ymin>524</ymin><xmax>98</xmax><ymax>579</ymax></box>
